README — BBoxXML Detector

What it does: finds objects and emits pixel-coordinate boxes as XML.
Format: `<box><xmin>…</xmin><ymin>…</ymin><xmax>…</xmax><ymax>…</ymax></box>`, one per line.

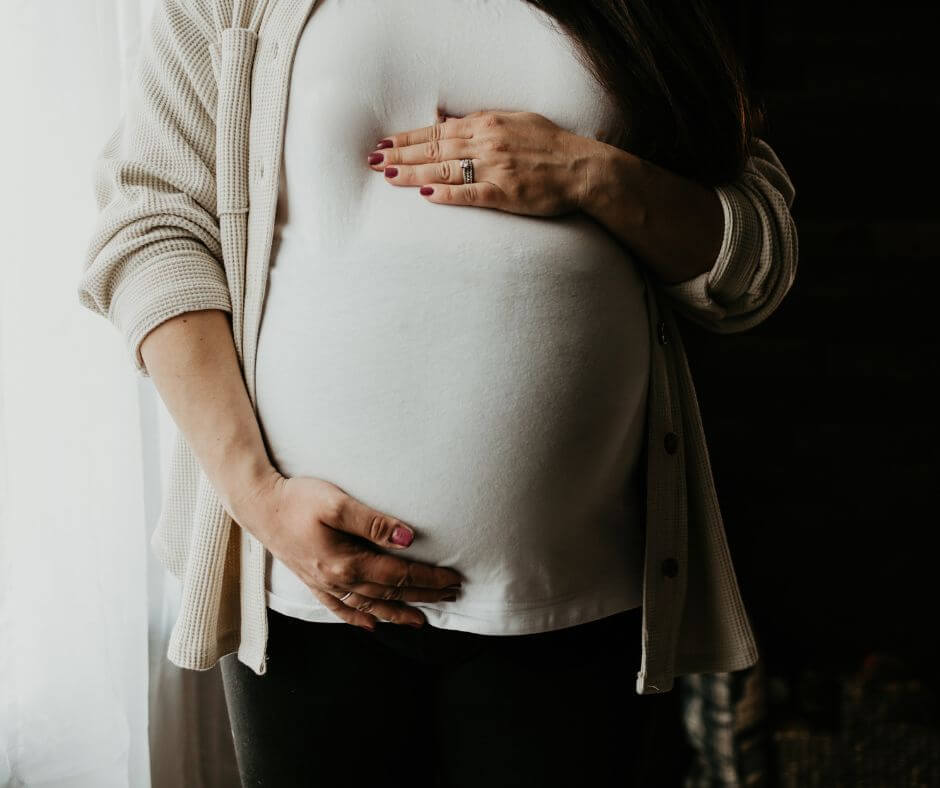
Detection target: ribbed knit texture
<box><xmin>77</xmin><ymin>0</ymin><xmax>798</xmax><ymax>695</ymax></box>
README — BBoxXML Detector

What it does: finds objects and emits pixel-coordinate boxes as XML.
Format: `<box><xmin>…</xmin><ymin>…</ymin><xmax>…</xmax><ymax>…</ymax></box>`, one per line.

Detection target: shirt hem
<box><xmin>265</xmin><ymin>585</ymin><xmax>643</xmax><ymax>636</ymax></box>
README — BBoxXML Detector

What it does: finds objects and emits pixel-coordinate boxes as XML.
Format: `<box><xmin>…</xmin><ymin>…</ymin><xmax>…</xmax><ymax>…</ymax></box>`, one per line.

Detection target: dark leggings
<box><xmin>221</xmin><ymin>605</ymin><xmax>674</xmax><ymax>787</ymax></box>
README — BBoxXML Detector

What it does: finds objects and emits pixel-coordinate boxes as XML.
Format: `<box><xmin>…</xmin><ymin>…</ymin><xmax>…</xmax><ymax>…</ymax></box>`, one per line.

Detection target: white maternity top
<box><xmin>255</xmin><ymin>0</ymin><xmax>651</xmax><ymax>635</ymax></box>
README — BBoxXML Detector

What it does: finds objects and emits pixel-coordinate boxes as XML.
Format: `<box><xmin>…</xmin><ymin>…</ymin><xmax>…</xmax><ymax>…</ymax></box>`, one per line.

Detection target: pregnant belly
<box><xmin>255</xmin><ymin>210</ymin><xmax>651</xmax><ymax>603</ymax></box>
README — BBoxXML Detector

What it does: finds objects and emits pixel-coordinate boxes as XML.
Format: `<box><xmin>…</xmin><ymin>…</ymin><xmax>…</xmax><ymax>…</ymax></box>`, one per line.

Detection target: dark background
<box><xmin>692</xmin><ymin>2</ymin><xmax>940</xmax><ymax>681</ymax></box>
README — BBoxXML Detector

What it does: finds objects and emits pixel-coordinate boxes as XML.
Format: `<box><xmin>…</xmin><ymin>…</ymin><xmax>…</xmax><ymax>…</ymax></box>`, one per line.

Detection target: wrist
<box><xmin>577</xmin><ymin>138</ymin><xmax>647</xmax><ymax>232</ymax></box>
<box><xmin>216</xmin><ymin>448</ymin><xmax>282</xmax><ymax>535</ymax></box>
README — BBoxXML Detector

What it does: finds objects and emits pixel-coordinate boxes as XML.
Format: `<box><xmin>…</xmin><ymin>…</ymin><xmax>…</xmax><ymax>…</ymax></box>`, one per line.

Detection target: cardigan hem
<box><xmin>165</xmin><ymin>629</ymin><xmax>240</xmax><ymax>672</ymax></box>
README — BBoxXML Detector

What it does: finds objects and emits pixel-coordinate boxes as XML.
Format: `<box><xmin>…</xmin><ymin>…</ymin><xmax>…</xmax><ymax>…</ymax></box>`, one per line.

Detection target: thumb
<box><xmin>331</xmin><ymin>494</ymin><xmax>415</xmax><ymax>550</ymax></box>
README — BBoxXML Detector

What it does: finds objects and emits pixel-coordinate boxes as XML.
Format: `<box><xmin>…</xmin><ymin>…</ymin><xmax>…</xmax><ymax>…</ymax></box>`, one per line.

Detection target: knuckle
<box><xmin>309</xmin><ymin>565</ymin><xmax>334</xmax><ymax>592</ymax></box>
<box><xmin>424</xmin><ymin>140</ymin><xmax>441</xmax><ymax>160</ymax></box>
<box><xmin>439</xmin><ymin>160</ymin><xmax>453</xmax><ymax>181</ymax></box>
<box><xmin>486</xmin><ymin>137</ymin><xmax>508</xmax><ymax>153</ymax></box>
<box><xmin>330</xmin><ymin>560</ymin><xmax>357</xmax><ymax>586</ymax></box>
<box><xmin>319</xmin><ymin>578</ymin><xmax>343</xmax><ymax>594</ymax></box>
<box><xmin>396</xmin><ymin>564</ymin><xmax>414</xmax><ymax>588</ymax></box>
<box><xmin>323</xmin><ymin>490</ymin><xmax>347</xmax><ymax>524</ymax></box>
<box><xmin>481</xmin><ymin>112</ymin><xmax>501</xmax><ymax>129</ymax></box>
<box><xmin>355</xmin><ymin>597</ymin><xmax>375</xmax><ymax>614</ymax></box>
<box><xmin>382</xmin><ymin>585</ymin><xmax>404</xmax><ymax>601</ymax></box>
<box><xmin>368</xmin><ymin>514</ymin><xmax>392</xmax><ymax>543</ymax></box>
<box><xmin>429</xmin><ymin>122</ymin><xmax>444</xmax><ymax>142</ymax></box>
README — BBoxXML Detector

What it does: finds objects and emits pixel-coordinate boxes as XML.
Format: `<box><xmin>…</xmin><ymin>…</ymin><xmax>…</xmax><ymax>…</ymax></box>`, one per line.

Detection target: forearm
<box><xmin>578</xmin><ymin>139</ymin><xmax>724</xmax><ymax>285</ymax></box>
<box><xmin>139</xmin><ymin>308</ymin><xmax>279</xmax><ymax>535</ymax></box>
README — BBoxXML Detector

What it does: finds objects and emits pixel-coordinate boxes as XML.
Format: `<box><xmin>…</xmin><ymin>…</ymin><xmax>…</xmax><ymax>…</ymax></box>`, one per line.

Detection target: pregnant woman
<box><xmin>78</xmin><ymin>0</ymin><xmax>797</xmax><ymax>785</ymax></box>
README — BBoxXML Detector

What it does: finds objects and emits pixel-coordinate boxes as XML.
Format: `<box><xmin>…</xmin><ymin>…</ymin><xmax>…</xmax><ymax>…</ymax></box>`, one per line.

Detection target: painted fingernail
<box><xmin>408</xmin><ymin>620</ymin><xmax>424</xmax><ymax>629</ymax></box>
<box><xmin>368</xmin><ymin>152</ymin><xmax>384</xmax><ymax>164</ymax></box>
<box><xmin>391</xmin><ymin>526</ymin><xmax>413</xmax><ymax>546</ymax></box>
<box><xmin>376</xmin><ymin>138</ymin><xmax>393</xmax><ymax>148</ymax></box>
<box><xmin>420</xmin><ymin>186</ymin><xmax>434</xmax><ymax>195</ymax></box>
<box><xmin>384</xmin><ymin>166</ymin><xmax>398</xmax><ymax>178</ymax></box>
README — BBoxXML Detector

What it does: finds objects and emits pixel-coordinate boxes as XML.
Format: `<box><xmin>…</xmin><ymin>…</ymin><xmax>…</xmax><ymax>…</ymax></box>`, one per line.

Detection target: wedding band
<box><xmin>460</xmin><ymin>158</ymin><xmax>474</xmax><ymax>184</ymax></box>
<box><xmin>339</xmin><ymin>591</ymin><xmax>353</xmax><ymax>602</ymax></box>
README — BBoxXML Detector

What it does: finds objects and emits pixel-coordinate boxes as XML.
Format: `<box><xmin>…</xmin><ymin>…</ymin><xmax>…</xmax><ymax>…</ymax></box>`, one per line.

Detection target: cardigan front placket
<box><xmin>162</xmin><ymin>19</ymin><xmax>261</xmax><ymax>672</ymax></box>
<box><xmin>236</xmin><ymin>0</ymin><xmax>321</xmax><ymax>675</ymax></box>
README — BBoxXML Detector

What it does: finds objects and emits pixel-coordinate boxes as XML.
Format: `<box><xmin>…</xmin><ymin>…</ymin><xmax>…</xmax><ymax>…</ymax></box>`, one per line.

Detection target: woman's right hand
<box><xmin>233</xmin><ymin>472</ymin><xmax>464</xmax><ymax>631</ymax></box>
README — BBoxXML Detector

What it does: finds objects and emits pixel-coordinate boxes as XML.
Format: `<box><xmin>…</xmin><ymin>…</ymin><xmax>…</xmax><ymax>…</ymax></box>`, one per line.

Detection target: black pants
<box><xmin>221</xmin><ymin>605</ymin><xmax>674</xmax><ymax>787</ymax></box>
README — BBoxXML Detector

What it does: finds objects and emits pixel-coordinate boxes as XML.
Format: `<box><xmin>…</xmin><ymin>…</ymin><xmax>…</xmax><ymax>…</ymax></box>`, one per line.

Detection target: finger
<box><xmin>368</xmin><ymin>137</ymin><xmax>472</xmax><ymax>168</ymax></box>
<box><xmin>377</xmin><ymin>115</ymin><xmax>475</xmax><ymax>150</ymax></box>
<box><xmin>329</xmin><ymin>493</ymin><xmax>416</xmax><ymax>550</ymax></box>
<box><xmin>346</xmin><ymin>580</ymin><xmax>462</xmax><ymax>604</ymax></box>
<box><xmin>418</xmin><ymin>180</ymin><xmax>505</xmax><ymax>210</ymax></box>
<box><xmin>381</xmin><ymin>157</ymin><xmax>485</xmax><ymax>188</ymax></box>
<box><xmin>311</xmin><ymin>586</ymin><xmax>378</xmax><ymax>631</ymax></box>
<box><xmin>359</xmin><ymin>550</ymin><xmax>465</xmax><ymax>589</ymax></box>
<box><xmin>337</xmin><ymin>592</ymin><xmax>429</xmax><ymax>628</ymax></box>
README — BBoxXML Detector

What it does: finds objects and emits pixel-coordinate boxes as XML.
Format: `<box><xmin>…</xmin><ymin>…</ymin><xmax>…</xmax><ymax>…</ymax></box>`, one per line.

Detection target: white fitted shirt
<box><xmin>255</xmin><ymin>0</ymin><xmax>651</xmax><ymax>634</ymax></box>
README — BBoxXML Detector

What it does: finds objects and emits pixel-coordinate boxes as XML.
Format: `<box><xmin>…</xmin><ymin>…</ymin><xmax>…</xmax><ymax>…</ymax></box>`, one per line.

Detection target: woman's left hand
<box><xmin>367</xmin><ymin>110</ymin><xmax>597</xmax><ymax>218</ymax></box>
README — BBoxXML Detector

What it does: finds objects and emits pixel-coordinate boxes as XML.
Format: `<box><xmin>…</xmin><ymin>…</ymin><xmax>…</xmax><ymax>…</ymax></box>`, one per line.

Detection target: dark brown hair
<box><xmin>526</xmin><ymin>0</ymin><xmax>765</xmax><ymax>186</ymax></box>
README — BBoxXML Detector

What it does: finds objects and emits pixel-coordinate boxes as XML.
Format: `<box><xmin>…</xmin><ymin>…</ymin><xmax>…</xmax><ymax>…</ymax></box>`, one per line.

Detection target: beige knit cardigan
<box><xmin>78</xmin><ymin>0</ymin><xmax>798</xmax><ymax>695</ymax></box>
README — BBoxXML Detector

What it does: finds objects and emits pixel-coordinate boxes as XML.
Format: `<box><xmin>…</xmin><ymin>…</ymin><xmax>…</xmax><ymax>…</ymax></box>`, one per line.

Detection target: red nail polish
<box><xmin>368</xmin><ymin>152</ymin><xmax>383</xmax><ymax>164</ymax></box>
<box><xmin>376</xmin><ymin>139</ymin><xmax>393</xmax><ymax>149</ymax></box>
<box><xmin>420</xmin><ymin>186</ymin><xmax>434</xmax><ymax>195</ymax></box>
<box><xmin>385</xmin><ymin>166</ymin><xmax>398</xmax><ymax>178</ymax></box>
<box><xmin>391</xmin><ymin>526</ymin><xmax>413</xmax><ymax>546</ymax></box>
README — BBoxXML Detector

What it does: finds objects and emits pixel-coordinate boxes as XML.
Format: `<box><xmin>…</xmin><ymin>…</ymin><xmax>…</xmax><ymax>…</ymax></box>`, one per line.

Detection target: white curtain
<box><xmin>0</xmin><ymin>2</ymin><xmax>238</xmax><ymax>786</ymax></box>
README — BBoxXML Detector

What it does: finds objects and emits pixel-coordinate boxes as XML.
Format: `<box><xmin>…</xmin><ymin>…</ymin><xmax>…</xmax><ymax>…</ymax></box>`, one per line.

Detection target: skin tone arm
<box><xmin>138</xmin><ymin>309</ymin><xmax>278</xmax><ymax>530</ymax></box>
<box><xmin>139</xmin><ymin>309</ymin><xmax>464</xmax><ymax>630</ymax></box>
<box><xmin>576</xmin><ymin>141</ymin><xmax>725</xmax><ymax>284</ymax></box>
<box><xmin>366</xmin><ymin>109</ymin><xmax>724</xmax><ymax>285</ymax></box>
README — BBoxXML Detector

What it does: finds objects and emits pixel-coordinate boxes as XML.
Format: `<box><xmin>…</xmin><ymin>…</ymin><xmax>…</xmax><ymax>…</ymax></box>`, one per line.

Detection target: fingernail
<box><xmin>376</xmin><ymin>138</ymin><xmax>393</xmax><ymax>148</ymax></box>
<box><xmin>391</xmin><ymin>526</ymin><xmax>413</xmax><ymax>546</ymax></box>
<box><xmin>384</xmin><ymin>166</ymin><xmax>398</xmax><ymax>178</ymax></box>
<box><xmin>368</xmin><ymin>152</ymin><xmax>384</xmax><ymax>164</ymax></box>
<box><xmin>408</xmin><ymin>620</ymin><xmax>424</xmax><ymax>629</ymax></box>
<box><xmin>419</xmin><ymin>186</ymin><xmax>434</xmax><ymax>195</ymax></box>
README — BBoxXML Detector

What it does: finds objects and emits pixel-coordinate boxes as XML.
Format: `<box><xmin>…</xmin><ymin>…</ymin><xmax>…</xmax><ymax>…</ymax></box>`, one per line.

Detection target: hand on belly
<box><xmin>239</xmin><ymin>472</ymin><xmax>465</xmax><ymax>631</ymax></box>
<box><xmin>366</xmin><ymin>109</ymin><xmax>600</xmax><ymax>218</ymax></box>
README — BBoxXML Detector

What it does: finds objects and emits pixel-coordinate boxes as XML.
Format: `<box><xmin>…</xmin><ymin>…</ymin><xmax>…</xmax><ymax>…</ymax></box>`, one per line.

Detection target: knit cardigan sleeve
<box><xmin>654</xmin><ymin>136</ymin><xmax>799</xmax><ymax>333</ymax></box>
<box><xmin>77</xmin><ymin>0</ymin><xmax>230</xmax><ymax>377</ymax></box>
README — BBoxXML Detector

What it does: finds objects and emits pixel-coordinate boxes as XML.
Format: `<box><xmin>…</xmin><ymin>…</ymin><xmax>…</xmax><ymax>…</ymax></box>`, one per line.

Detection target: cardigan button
<box><xmin>657</xmin><ymin>319</ymin><xmax>668</xmax><ymax>346</ymax></box>
<box><xmin>662</xmin><ymin>557</ymin><xmax>679</xmax><ymax>578</ymax></box>
<box><xmin>664</xmin><ymin>431</ymin><xmax>679</xmax><ymax>454</ymax></box>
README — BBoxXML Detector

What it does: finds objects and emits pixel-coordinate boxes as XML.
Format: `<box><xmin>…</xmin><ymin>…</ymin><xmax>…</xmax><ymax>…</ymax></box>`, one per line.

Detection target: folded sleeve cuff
<box><xmin>656</xmin><ymin>181</ymin><xmax>764</xmax><ymax>330</ymax></box>
<box><xmin>707</xmin><ymin>181</ymin><xmax>763</xmax><ymax>303</ymax></box>
<box><xmin>108</xmin><ymin>251</ymin><xmax>233</xmax><ymax>377</ymax></box>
